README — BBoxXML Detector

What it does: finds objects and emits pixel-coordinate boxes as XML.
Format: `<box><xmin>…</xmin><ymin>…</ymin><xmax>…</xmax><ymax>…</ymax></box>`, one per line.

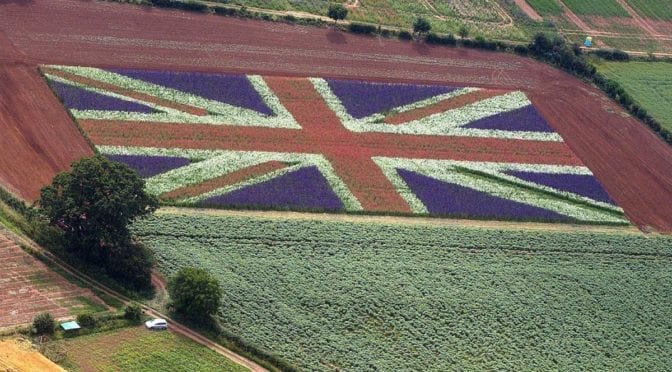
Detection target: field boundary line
<box><xmin>557</xmin><ymin>0</ymin><xmax>593</xmax><ymax>33</ymax></box>
<box><xmin>0</xmin><ymin>226</ymin><xmax>268</xmax><ymax>372</ymax></box>
<box><xmin>614</xmin><ymin>0</ymin><xmax>663</xmax><ymax>40</ymax></box>
<box><xmin>156</xmin><ymin>207</ymin><xmax>642</xmax><ymax>235</ymax></box>
<box><xmin>514</xmin><ymin>0</ymin><xmax>542</xmax><ymax>22</ymax></box>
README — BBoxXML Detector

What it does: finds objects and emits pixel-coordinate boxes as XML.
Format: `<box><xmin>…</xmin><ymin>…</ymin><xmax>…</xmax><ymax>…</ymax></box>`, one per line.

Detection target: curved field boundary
<box><xmin>0</xmin><ymin>0</ymin><xmax>671</xmax><ymax>231</ymax></box>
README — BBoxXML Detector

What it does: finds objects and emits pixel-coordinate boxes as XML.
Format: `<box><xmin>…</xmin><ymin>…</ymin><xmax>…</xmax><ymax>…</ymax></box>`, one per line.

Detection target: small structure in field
<box><xmin>60</xmin><ymin>321</ymin><xmax>80</xmax><ymax>332</ymax></box>
<box><xmin>584</xmin><ymin>36</ymin><xmax>593</xmax><ymax>47</ymax></box>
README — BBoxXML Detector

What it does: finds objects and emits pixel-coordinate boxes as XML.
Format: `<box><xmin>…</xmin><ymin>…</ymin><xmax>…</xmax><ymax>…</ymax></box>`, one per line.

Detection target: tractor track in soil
<box><xmin>514</xmin><ymin>0</ymin><xmax>542</xmax><ymax>22</ymax></box>
<box><xmin>0</xmin><ymin>0</ymin><xmax>670</xmax><ymax>232</ymax></box>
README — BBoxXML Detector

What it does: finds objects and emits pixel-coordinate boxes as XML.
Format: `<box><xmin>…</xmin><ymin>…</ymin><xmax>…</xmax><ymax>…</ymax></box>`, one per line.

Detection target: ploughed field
<box><xmin>133</xmin><ymin>212</ymin><xmax>672</xmax><ymax>370</ymax></box>
<box><xmin>1</xmin><ymin>0</ymin><xmax>671</xmax><ymax>231</ymax></box>
<box><xmin>0</xmin><ymin>233</ymin><xmax>105</xmax><ymax>328</ymax></box>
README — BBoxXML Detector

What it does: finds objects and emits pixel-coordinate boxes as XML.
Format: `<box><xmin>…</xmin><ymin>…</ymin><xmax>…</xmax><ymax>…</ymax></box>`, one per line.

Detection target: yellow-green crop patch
<box><xmin>47</xmin><ymin>326</ymin><xmax>247</xmax><ymax>372</ymax></box>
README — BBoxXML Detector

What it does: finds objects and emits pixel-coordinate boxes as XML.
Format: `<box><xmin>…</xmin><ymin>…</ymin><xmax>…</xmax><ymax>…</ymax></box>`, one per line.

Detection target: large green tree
<box><xmin>39</xmin><ymin>155</ymin><xmax>158</xmax><ymax>288</ymax></box>
<box><xmin>168</xmin><ymin>267</ymin><xmax>222</xmax><ymax>322</ymax></box>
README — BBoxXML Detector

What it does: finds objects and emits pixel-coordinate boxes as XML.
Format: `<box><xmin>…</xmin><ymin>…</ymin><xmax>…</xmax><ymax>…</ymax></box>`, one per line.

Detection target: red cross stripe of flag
<box><xmin>42</xmin><ymin>65</ymin><xmax>626</xmax><ymax>224</ymax></box>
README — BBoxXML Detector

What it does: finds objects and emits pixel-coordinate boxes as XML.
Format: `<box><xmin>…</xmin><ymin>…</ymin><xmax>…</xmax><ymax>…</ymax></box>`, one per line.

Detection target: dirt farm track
<box><xmin>0</xmin><ymin>0</ymin><xmax>671</xmax><ymax>232</ymax></box>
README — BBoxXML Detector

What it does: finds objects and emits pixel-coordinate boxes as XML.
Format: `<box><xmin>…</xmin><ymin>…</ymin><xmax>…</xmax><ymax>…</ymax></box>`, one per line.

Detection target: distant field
<box><xmin>562</xmin><ymin>0</ymin><xmax>629</xmax><ymax>17</ymax></box>
<box><xmin>526</xmin><ymin>0</ymin><xmax>563</xmax><ymax>16</ymax></box>
<box><xmin>134</xmin><ymin>213</ymin><xmax>672</xmax><ymax>370</ymax></box>
<box><xmin>596</xmin><ymin>61</ymin><xmax>672</xmax><ymax>132</ymax></box>
<box><xmin>626</xmin><ymin>0</ymin><xmax>672</xmax><ymax>21</ymax></box>
<box><xmin>48</xmin><ymin>326</ymin><xmax>247</xmax><ymax>371</ymax></box>
<box><xmin>215</xmin><ymin>0</ymin><xmax>532</xmax><ymax>40</ymax></box>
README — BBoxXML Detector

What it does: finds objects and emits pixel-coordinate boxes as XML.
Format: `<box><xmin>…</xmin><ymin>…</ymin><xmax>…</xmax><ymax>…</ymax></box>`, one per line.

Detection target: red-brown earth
<box><xmin>0</xmin><ymin>232</ymin><xmax>104</xmax><ymax>328</ymax></box>
<box><xmin>0</xmin><ymin>0</ymin><xmax>671</xmax><ymax>231</ymax></box>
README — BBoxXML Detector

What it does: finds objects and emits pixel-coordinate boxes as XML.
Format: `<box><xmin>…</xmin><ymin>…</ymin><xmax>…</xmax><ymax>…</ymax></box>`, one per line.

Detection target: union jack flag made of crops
<box><xmin>43</xmin><ymin>65</ymin><xmax>626</xmax><ymax>224</ymax></box>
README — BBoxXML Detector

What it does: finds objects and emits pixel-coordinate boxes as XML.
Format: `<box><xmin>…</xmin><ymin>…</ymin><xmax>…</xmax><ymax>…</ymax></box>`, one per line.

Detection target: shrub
<box><xmin>458</xmin><ymin>25</ymin><xmax>469</xmax><ymax>39</ymax></box>
<box><xmin>76</xmin><ymin>313</ymin><xmax>97</xmax><ymax>328</ymax></box>
<box><xmin>594</xmin><ymin>48</ymin><xmax>630</xmax><ymax>61</ymax></box>
<box><xmin>124</xmin><ymin>302</ymin><xmax>143</xmax><ymax>321</ymax></box>
<box><xmin>426</xmin><ymin>33</ymin><xmax>456</xmax><ymax>46</ymax></box>
<box><xmin>348</xmin><ymin>22</ymin><xmax>377</xmax><ymax>35</ymax></box>
<box><xmin>32</xmin><ymin>312</ymin><xmax>55</xmax><ymax>335</ymax></box>
<box><xmin>398</xmin><ymin>30</ymin><xmax>413</xmax><ymax>40</ymax></box>
<box><xmin>513</xmin><ymin>44</ymin><xmax>529</xmax><ymax>55</ymax></box>
<box><xmin>168</xmin><ymin>267</ymin><xmax>222</xmax><ymax>322</ymax></box>
<box><xmin>213</xmin><ymin>6</ymin><xmax>238</xmax><ymax>17</ymax></box>
<box><xmin>413</xmin><ymin>17</ymin><xmax>432</xmax><ymax>35</ymax></box>
<box><xmin>327</xmin><ymin>4</ymin><xmax>348</xmax><ymax>23</ymax></box>
<box><xmin>149</xmin><ymin>0</ymin><xmax>208</xmax><ymax>12</ymax></box>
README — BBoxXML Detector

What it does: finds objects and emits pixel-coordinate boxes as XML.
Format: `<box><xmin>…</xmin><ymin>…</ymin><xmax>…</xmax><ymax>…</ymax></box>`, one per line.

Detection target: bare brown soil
<box><xmin>0</xmin><ymin>0</ymin><xmax>670</xmax><ymax>231</ymax></box>
<box><xmin>0</xmin><ymin>233</ymin><xmax>103</xmax><ymax>328</ymax></box>
<box><xmin>514</xmin><ymin>0</ymin><xmax>542</xmax><ymax>22</ymax></box>
<box><xmin>0</xmin><ymin>64</ymin><xmax>93</xmax><ymax>201</ymax></box>
<box><xmin>0</xmin><ymin>339</ymin><xmax>65</xmax><ymax>372</ymax></box>
<box><xmin>649</xmin><ymin>20</ymin><xmax>672</xmax><ymax>37</ymax></box>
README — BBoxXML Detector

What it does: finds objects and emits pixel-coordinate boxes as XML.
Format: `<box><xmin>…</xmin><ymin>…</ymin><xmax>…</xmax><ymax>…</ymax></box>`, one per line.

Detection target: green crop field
<box><xmin>526</xmin><ymin>0</ymin><xmax>563</xmax><ymax>16</ymax></box>
<box><xmin>134</xmin><ymin>213</ymin><xmax>672</xmax><ymax>371</ymax></box>
<box><xmin>215</xmin><ymin>0</ymin><xmax>532</xmax><ymax>41</ymax></box>
<box><xmin>48</xmin><ymin>326</ymin><xmax>247</xmax><ymax>371</ymax></box>
<box><xmin>562</xmin><ymin>0</ymin><xmax>629</xmax><ymax>17</ymax></box>
<box><xmin>626</xmin><ymin>0</ymin><xmax>672</xmax><ymax>21</ymax></box>
<box><xmin>596</xmin><ymin>61</ymin><xmax>672</xmax><ymax>132</ymax></box>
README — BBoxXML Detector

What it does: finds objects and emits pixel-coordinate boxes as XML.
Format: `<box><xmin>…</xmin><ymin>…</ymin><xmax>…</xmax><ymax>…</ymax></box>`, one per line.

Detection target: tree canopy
<box><xmin>39</xmin><ymin>155</ymin><xmax>158</xmax><ymax>289</ymax></box>
<box><xmin>327</xmin><ymin>4</ymin><xmax>348</xmax><ymax>22</ymax></box>
<box><xmin>168</xmin><ymin>267</ymin><xmax>222</xmax><ymax>322</ymax></box>
<box><xmin>413</xmin><ymin>17</ymin><xmax>432</xmax><ymax>34</ymax></box>
<box><xmin>459</xmin><ymin>25</ymin><xmax>470</xmax><ymax>39</ymax></box>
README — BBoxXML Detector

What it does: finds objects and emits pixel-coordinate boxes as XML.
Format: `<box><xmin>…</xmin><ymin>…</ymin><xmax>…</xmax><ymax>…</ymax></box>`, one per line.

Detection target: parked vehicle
<box><xmin>145</xmin><ymin>318</ymin><xmax>168</xmax><ymax>330</ymax></box>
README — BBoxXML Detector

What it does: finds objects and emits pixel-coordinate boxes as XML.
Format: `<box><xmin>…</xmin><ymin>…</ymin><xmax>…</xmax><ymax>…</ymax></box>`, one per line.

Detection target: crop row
<box><xmin>133</xmin><ymin>213</ymin><xmax>672</xmax><ymax>370</ymax></box>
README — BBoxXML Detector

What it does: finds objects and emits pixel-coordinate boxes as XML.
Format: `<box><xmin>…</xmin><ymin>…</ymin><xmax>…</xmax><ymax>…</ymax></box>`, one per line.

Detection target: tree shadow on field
<box><xmin>0</xmin><ymin>0</ymin><xmax>34</xmax><ymax>5</ymax></box>
<box><xmin>326</xmin><ymin>29</ymin><xmax>347</xmax><ymax>45</ymax></box>
<box><xmin>412</xmin><ymin>42</ymin><xmax>431</xmax><ymax>56</ymax></box>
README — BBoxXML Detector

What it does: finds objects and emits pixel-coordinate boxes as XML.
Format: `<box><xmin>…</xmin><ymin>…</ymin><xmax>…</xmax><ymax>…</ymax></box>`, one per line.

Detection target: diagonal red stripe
<box><xmin>160</xmin><ymin>161</ymin><xmax>287</xmax><ymax>200</ymax></box>
<box><xmin>384</xmin><ymin>89</ymin><xmax>507</xmax><ymax>125</ymax></box>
